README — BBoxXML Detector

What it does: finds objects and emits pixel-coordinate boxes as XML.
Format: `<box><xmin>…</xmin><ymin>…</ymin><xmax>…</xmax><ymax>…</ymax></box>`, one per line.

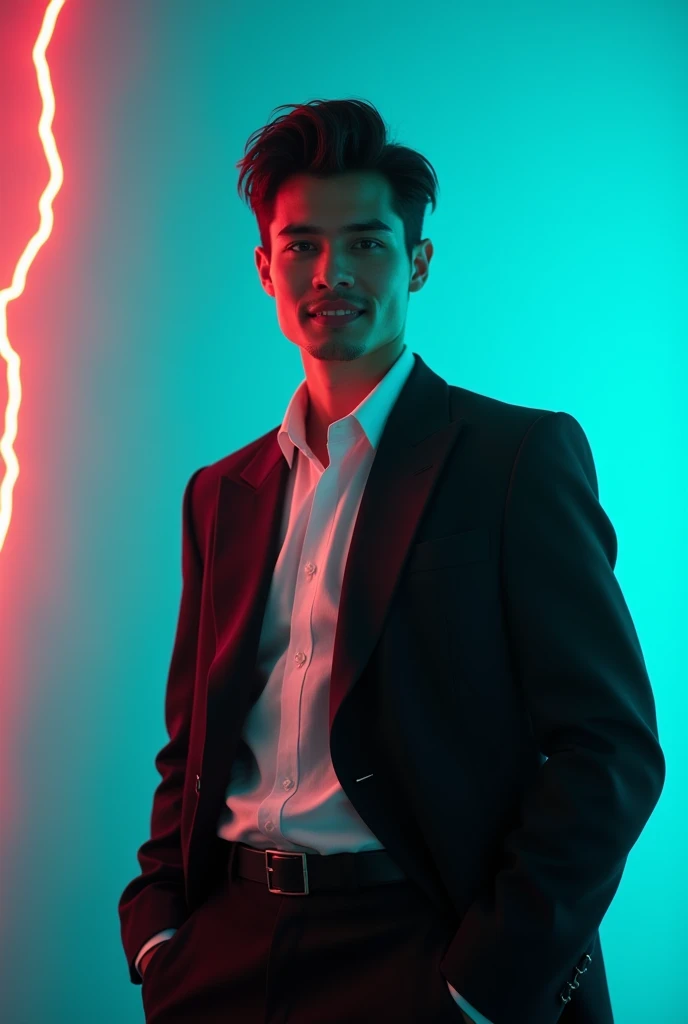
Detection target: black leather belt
<box><xmin>231</xmin><ymin>842</ymin><xmax>407</xmax><ymax>895</ymax></box>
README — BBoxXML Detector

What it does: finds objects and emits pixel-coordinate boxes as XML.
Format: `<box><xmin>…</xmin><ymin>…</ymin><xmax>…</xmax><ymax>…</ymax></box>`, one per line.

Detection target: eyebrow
<box><xmin>276</xmin><ymin>218</ymin><xmax>394</xmax><ymax>238</ymax></box>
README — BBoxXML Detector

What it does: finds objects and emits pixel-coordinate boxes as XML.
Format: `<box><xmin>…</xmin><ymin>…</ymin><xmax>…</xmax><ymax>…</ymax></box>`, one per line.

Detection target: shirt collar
<box><xmin>277</xmin><ymin>343</ymin><xmax>416</xmax><ymax>469</ymax></box>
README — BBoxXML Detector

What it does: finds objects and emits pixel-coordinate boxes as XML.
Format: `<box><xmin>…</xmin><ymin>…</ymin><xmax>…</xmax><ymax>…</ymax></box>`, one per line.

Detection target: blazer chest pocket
<box><xmin>405</xmin><ymin>526</ymin><xmax>490</xmax><ymax>574</ymax></box>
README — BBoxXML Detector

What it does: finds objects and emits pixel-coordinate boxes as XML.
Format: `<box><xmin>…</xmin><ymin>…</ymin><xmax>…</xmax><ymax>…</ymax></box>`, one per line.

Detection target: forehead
<box><xmin>271</xmin><ymin>171</ymin><xmax>400</xmax><ymax>232</ymax></box>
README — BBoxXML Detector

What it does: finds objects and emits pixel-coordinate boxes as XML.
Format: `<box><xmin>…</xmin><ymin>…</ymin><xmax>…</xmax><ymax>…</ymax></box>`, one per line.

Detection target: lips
<box><xmin>307</xmin><ymin>299</ymin><xmax>365</xmax><ymax>315</ymax></box>
<box><xmin>308</xmin><ymin>310</ymin><xmax>362</xmax><ymax>318</ymax></box>
<box><xmin>308</xmin><ymin>310</ymin><xmax>365</xmax><ymax>327</ymax></box>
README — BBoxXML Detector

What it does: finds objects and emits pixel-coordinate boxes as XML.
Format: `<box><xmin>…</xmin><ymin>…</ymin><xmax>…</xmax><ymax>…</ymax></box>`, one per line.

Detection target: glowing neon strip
<box><xmin>0</xmin><ymin>0</ymin><xmax>67</xmax><ymax>557</ymax></box>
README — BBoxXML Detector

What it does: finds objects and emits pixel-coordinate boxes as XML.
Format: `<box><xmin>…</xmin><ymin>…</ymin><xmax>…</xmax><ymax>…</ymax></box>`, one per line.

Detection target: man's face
<box><xmin>255</xmin><ymin>171</ymin><xmax>432</xmax><ymax>362</ymax></box>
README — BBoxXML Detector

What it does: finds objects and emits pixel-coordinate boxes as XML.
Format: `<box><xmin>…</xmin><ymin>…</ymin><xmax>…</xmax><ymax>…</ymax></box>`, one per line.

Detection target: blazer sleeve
<box><xmin>439</xmin><ymin>412</ymin><xmax>666</xmax><ymax>1024</ymax></box>
<box><xmin>117</xmin><ymin>466</ymin><xmax>206</xmax><ymax>985</ymax></box>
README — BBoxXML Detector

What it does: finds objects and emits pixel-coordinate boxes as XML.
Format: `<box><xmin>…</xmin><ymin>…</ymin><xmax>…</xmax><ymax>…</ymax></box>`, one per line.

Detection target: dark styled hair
<box><xmin>236</xmin><ymin>98</ymin><xmax>439</xmax><ymax>267</ymax></box>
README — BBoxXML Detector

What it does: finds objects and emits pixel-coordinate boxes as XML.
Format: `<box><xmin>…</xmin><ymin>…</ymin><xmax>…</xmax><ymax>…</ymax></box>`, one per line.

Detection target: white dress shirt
<box><xmin>135</xmin><ymin>344</ymin><xmax>493</xmax><ymax>1024</ymax></box>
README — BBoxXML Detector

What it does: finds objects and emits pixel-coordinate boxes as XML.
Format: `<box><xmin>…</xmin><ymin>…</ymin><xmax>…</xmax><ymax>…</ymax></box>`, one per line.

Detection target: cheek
<box><xmin>277</xmin><ymin>284</ymin><xmax>303</xmax><ymax>313</ymax></box>
<box><xmin>274</xmin><ymin>291</ymin><xmax>298</xmax><ymax>317</ymax></box>
<box><xmin>383</xmin><ymin>295</ymin><xmax>406</xmax><ymax>320</ymax></box>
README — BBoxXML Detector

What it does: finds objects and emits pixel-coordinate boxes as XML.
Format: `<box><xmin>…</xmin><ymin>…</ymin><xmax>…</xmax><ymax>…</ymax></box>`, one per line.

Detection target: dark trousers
<box><xmin>140</xmin><ymin>842</ymin><xmax>465</xmax><ymax>1023</ymax></box>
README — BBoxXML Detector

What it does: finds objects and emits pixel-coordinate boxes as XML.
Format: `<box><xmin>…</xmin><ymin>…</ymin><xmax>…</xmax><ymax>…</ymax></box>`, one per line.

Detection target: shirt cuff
<box><xmin>446</xmin><ymin>978</ymin><xmax>495</xmax><ymax>1024</ymax></box>
<box><xmin>134</xmin><ymin>928</ymin><xmax>178</xmax><ymax>978</ymax></box>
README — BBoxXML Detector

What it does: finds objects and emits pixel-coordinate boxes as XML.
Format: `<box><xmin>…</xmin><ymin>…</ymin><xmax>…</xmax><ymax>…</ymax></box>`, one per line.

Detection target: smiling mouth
<box><xmin>308</xmin><ymin>310</ymin><xmax>364</xmax><ymax>318</ymax></box>
<box><xmin>307</xmin><ymin>311</ymin><xmax>366</xmax><ymax>327</ymax></box>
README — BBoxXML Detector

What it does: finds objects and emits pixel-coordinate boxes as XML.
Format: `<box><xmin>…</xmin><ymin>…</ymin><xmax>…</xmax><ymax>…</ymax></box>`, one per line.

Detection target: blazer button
<box><xmin>575</xmin><ymin>954</ymin><xmax>592</xmax><ymax>974</ymax></box>
<box><xmin>195</xmin><ymin>774</ymin><xmax>201</xmax><ymax>793</ymax></box>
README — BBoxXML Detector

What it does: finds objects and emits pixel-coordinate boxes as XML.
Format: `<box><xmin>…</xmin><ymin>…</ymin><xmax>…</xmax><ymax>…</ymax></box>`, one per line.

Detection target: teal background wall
<box><xmin>0</xmin><ymin>1</ymin><xmax>685</xmax><ymax>1020</ymax></box>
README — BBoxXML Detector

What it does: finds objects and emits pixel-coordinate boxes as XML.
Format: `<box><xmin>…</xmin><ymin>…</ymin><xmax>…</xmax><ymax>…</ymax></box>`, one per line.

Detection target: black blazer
<box><xmin>118</xmin><ymin>352</ymin><xmax>665</xmax><ymax>1023</ymax></box>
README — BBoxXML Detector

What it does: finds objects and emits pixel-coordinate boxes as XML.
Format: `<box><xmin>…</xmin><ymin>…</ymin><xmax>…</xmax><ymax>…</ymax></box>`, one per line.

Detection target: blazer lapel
<box><xmin>206</xmin><ymin>352</ymin><xmax>465</xmax><ymax>740</ymax></box>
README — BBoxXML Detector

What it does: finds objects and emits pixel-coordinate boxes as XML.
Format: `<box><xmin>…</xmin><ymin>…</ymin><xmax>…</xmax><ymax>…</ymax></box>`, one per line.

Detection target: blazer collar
<box><xmin>207</xmin><ymin>351</ymin><xmax>465</xmax><ymax>733</ymax></box>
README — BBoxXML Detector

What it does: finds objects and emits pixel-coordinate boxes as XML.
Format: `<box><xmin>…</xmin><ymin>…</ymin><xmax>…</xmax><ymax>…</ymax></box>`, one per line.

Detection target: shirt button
<box><xmin>294</xmin><ymin>651</ymin><xmax>307</xmax><ymax>667</ymax></box>
<box><xmin>282</xmin><ymin>778</ymin><xmax>294</xmax><ymax>790</ymax></box>
<box><xmin>265</xmin><ymin>821</ymin><xmax>274</xmax><ymax>832</ymax></box>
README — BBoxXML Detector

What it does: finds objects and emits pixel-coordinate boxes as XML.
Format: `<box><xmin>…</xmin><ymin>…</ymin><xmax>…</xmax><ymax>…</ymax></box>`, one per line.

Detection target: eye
<box><xmin>285</xmin><ymin>239</ymin><xmax>383</xmax><ymax>253</ymax></box>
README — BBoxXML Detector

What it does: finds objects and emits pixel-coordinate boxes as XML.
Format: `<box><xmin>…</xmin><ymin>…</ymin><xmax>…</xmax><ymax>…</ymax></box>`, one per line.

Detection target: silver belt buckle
<box><xmin>265</xmin><ymin>849</ymin><xmax>310</xmax><ymax>895</ymax></box>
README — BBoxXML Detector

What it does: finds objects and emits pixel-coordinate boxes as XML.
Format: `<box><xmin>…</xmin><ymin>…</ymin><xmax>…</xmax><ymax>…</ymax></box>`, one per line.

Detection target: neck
<box><xmin>304</xmin><ymin>340</ymin><xmax>406</xmax><ymax>450</ymax></box>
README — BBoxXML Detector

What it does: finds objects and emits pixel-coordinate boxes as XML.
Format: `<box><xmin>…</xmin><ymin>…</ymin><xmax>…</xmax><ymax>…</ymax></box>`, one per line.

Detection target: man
<box><xmin>119</xmin><ymin>167</ymin><xmax>665</xmax><ymax>1023</ymax></box>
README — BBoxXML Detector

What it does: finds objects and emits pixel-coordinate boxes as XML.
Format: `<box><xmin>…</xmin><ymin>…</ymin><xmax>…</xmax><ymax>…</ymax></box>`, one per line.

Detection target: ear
<box><xmin>255</xmin><ymin>246</ymin><xmax>275</xmax><ymax>298</ymax></box>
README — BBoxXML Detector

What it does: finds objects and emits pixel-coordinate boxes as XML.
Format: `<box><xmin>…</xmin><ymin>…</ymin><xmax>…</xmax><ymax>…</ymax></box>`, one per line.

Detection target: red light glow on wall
<box><xmin>0</xmin><ymin>0</ymin><xmax>67</xmax><ymax>556</ymax></box>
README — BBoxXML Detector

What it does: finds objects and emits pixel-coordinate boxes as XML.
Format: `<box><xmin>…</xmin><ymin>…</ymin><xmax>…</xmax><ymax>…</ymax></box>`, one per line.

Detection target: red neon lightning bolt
<box><xmin>0</xmin><ymin>0</ymin><xmax>67</xmax><ymax>557</ymax></box>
